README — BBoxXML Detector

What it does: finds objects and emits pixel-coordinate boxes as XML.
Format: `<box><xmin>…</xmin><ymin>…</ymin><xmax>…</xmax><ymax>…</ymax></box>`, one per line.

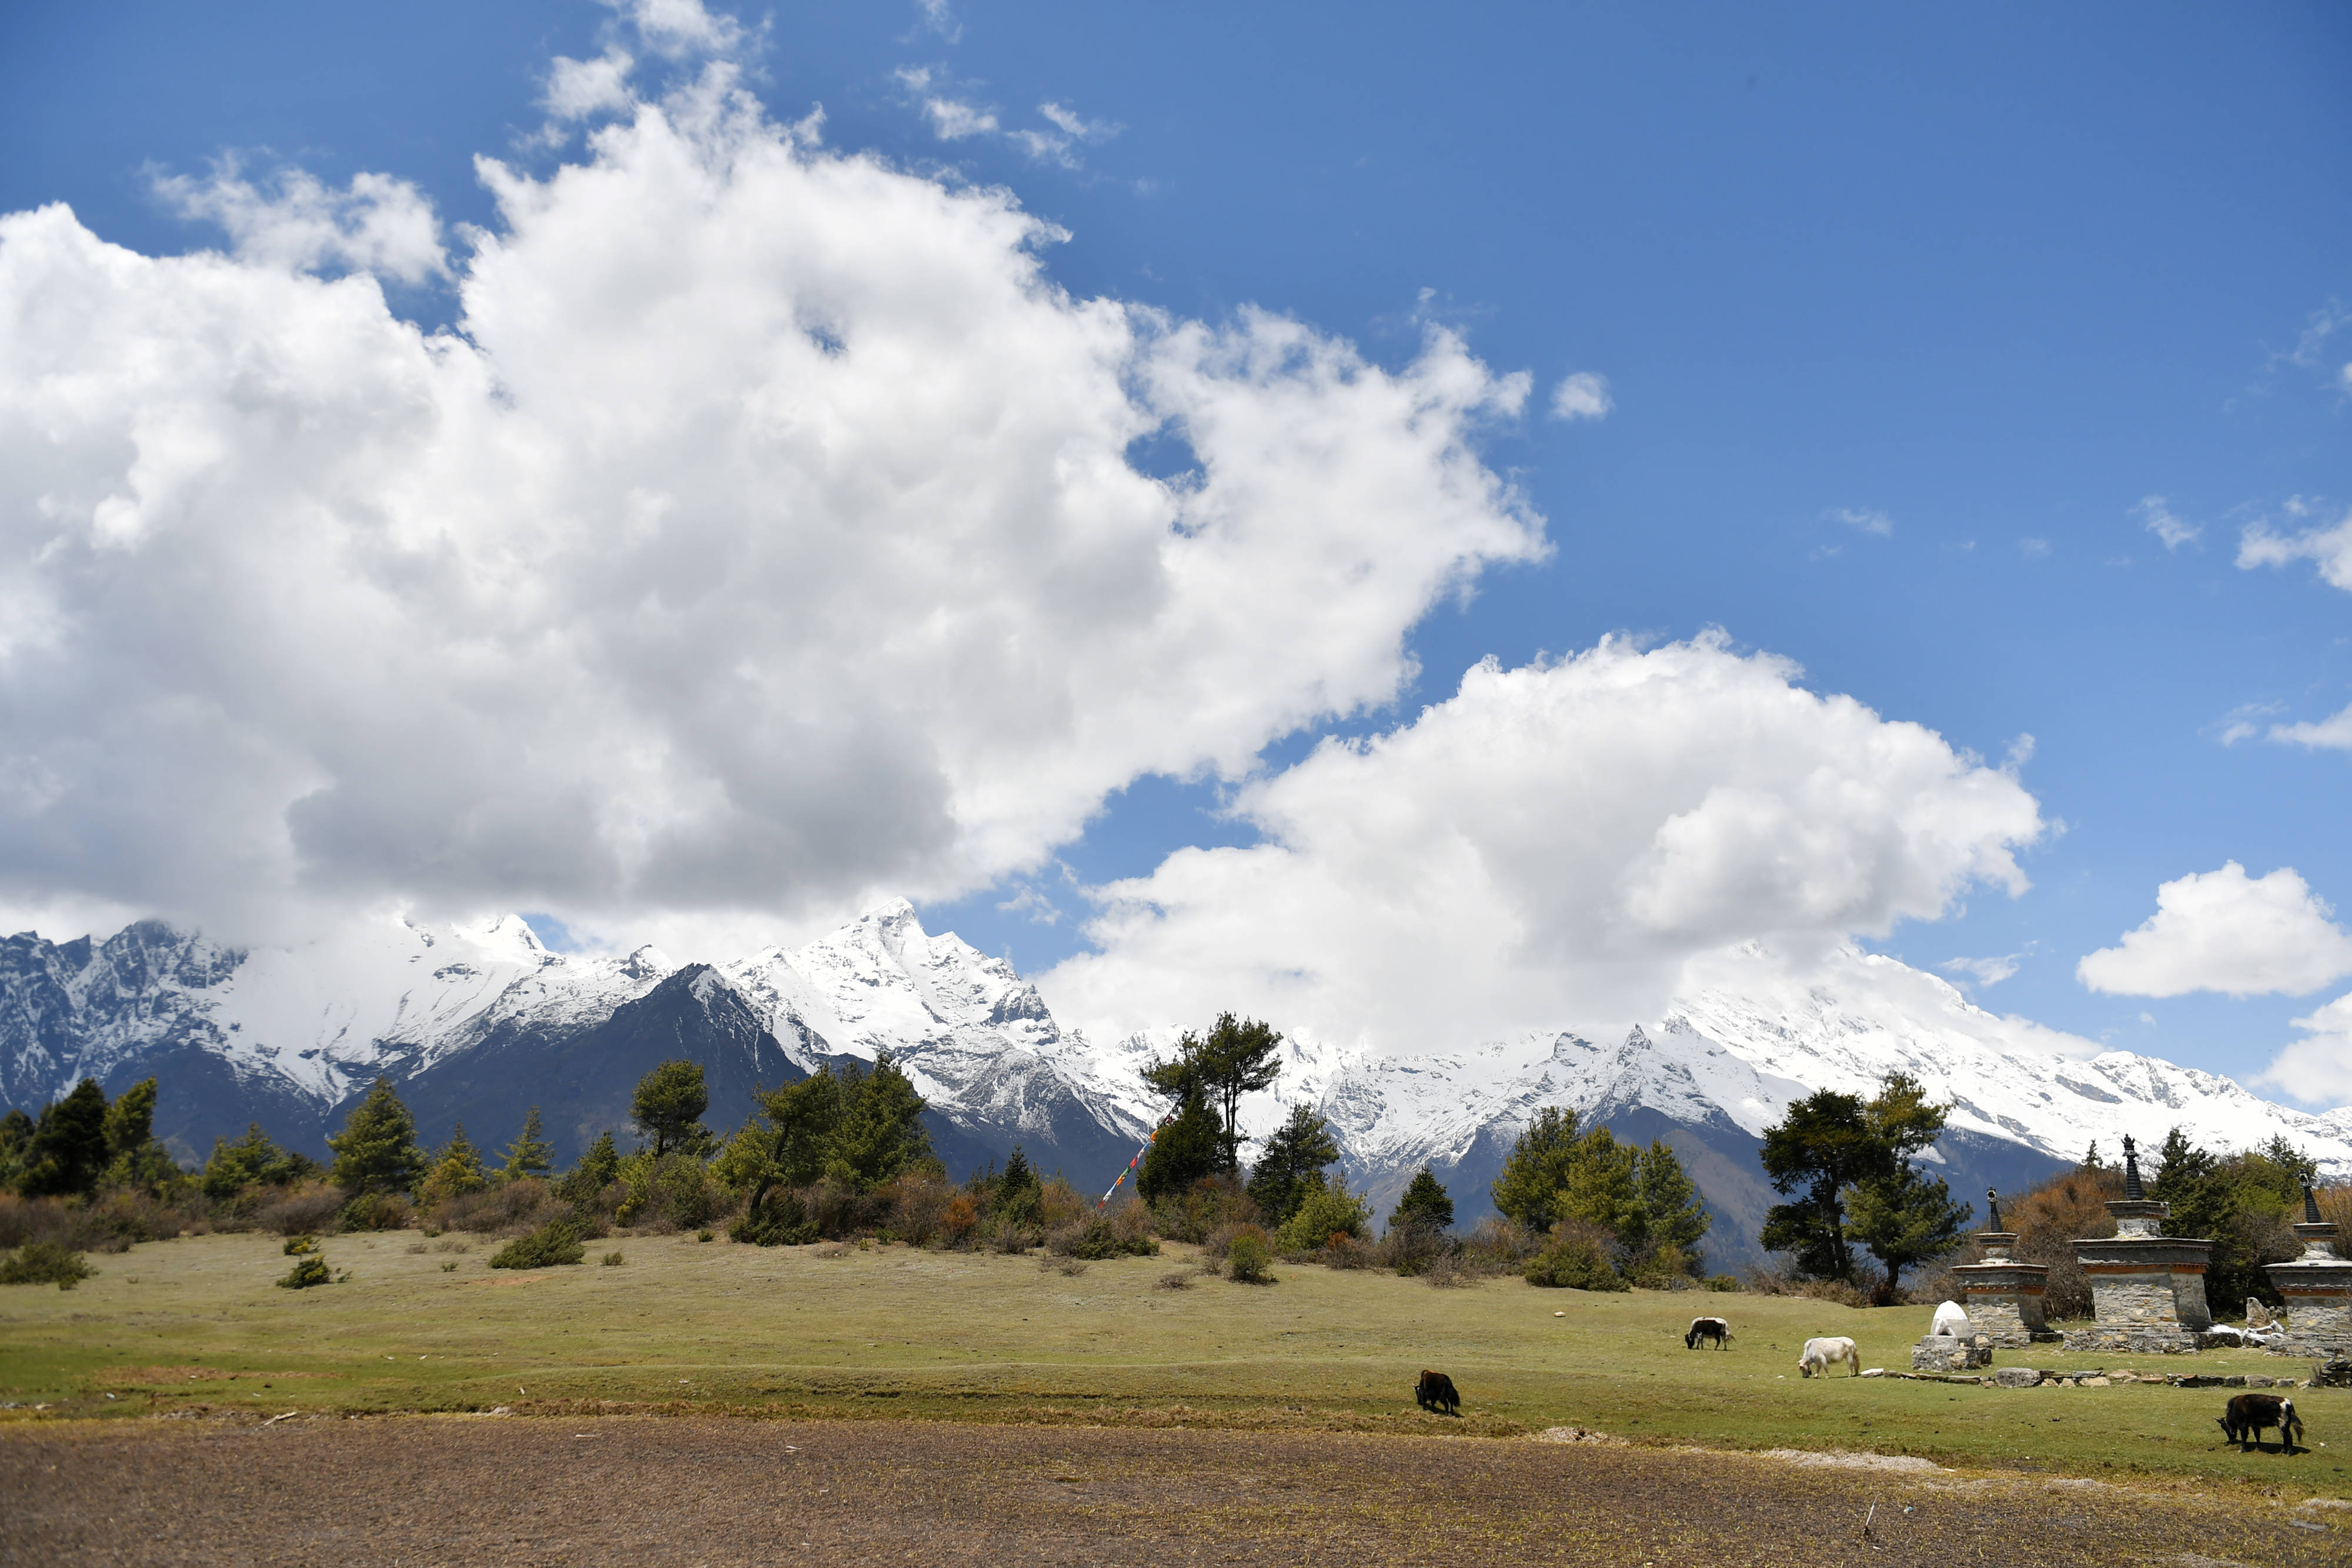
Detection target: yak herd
<box><xmin>1406</xmin><ymin>1306</ymin><xmax>2311</xmax><ymax>1456</ymax></box>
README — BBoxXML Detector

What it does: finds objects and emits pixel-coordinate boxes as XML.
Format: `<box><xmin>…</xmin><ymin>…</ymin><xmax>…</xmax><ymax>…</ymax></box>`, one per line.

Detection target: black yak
<box><xmin>2217</xmin><ymin>1392</ymin><xmax>2303</xmax><ymax>1453</ymax></box>
<box><xmin>1416</xmin><ymin>1369</ymin><xmax>1461</xmax><ymax>1416</ymax></box>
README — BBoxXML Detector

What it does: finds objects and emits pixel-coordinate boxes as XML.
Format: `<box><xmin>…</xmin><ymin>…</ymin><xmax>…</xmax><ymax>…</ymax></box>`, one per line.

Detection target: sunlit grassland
<box><xmin>2</xmin><ymin>1229</ymin><xmax>2344</xmax><ymax>1497</ymax></box>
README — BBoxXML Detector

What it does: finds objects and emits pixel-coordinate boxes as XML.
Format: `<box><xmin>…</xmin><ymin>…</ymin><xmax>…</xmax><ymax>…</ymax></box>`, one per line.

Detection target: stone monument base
<box><xmin>1910</xmin><ymin>1334</ymin><xmax>1992</xmax><ymax>1373</ymax></box>
<box><xmin>2062</xmin><ymin>1326</ymin><xmax>2201</xmax><ymax>1354</ymax></box>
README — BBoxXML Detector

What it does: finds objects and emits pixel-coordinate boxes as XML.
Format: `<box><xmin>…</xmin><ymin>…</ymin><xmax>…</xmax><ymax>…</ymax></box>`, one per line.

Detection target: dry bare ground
<box><xmin>2</xmin><ymin>1415</ymin><xmax>2343</xmax><ymax>1567</ymax></box>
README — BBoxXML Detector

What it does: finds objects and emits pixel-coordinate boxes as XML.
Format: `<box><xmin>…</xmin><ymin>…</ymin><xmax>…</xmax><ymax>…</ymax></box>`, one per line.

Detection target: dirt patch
<box><xmin>2</xmin><ymin>1415</ymin><xmax>2341</xmax><ymax>1566</ymax></box>
<box><xmin>1755</xmin><ymin>1447</ymin><xmax>1946</xmax><ymax>1473</ymax></box>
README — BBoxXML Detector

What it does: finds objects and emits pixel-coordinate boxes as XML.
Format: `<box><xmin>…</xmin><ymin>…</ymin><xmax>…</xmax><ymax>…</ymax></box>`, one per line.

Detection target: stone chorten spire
<box><xmin>2122</xmin><ymin>1134</ymin><xmax>2146</xmax><ymax>1201</ymax></box>
<box><xmin>2309</xmin><ymin>1182</ymin><xmax>2325</xmax><ymax>1226</ymax></box>
<box><xmin>1986</xmin><ymin>1187</ymin><xmax>2003</xmax><ymax>1233</ymax></box>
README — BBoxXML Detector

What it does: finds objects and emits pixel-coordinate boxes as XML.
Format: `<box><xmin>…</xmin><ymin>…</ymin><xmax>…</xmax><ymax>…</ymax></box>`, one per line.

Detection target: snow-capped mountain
<box><xmin>4</xmin><ymin>903</ymin><xmax>2344</xmax><ymax>1266</ymax></box>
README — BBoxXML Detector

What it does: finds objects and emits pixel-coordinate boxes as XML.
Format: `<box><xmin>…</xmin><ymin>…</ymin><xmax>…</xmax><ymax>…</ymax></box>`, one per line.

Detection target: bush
<box><xmin>1047</xmin><ymin>1213</ymin><xmax>1160</xmax><ymax>1259</ymax></box>
<box><xmin>1274</xmin><ymin>1175</ymin><xmax>1372</xmax><ymax>1258</ymax></box>
<box><xmin>615</xmin><ymin>1151</ymin><xmax>725</xmax><ymax>1231</ymax></box>
<box><xmin>881</xmin><ymin>1174</ymin><xmax>955</xmax><ymax>1246</ymax></box>
<box><xmin>336</xmin><ymin>1191</ymin><xmax>413</xmax><ymax>1232</ymax></box>
<box><xmin>1318</xmin><ymin>1233</ymin><xmax>1375</xmax><ymax>1270</ymax></box>
<box><xmin>276</xmin><ymin>1255</ymin><xmax>335</xmax><ymax>1289</ymax></box>
<box><xmin>1150</xmin><ymin>1175</ymin><xmax>1257</xmax><ymax>1245</ymax></box>
<box><xmin>1154</xmin><ymin>1268</ymin><xmax>1194</xmax><ymax>1290</ymax></box>
<box><xmin>253</xmin><ymin>1183</ymin><xmax>348</xmax><ymax>1238</ymax></box>
<box><xmin>1524</xmin><ymin>1228</ymin><xmax>1629</xmax><ymax>1291</ymax></box>
<box><xmin>602</xmin><ymin>1250</ymin><xmax>624</xmax><ymax>1266</ymax></box>
<box><xmin>283</xmin><ymin>1233</ymin><xmax>318</xmax><ymax>1256</ymax></box>
<box><xmin>1225</xmin><ymin>1225</ymin><xmax>1275</xmax><ymax>1283</ymax></box>
<box><xmin>489</xmin><ymin>1218</ymin><xmax>587</xmax><ymax>1269</ymax></box>
<box><xmin>1375</xmin><ymin>1222</ymin><xmax>1450</xmax><ymax>1278</ymax></box>
<box><xmin>1740</xmin><ymin>1263</ymin><xmax>1870</xmax><ymax>1308</ymax></box>
<box><xmin>1704</xmin><ymin>1273</ymin><xmax>1739</xmax><ymax>1292</ymax></box>
<box><xmin>1</xmin><ymin>1240</ymin><xmax>93</xmax><ymax>1288</ymax></box>
<box><xmin>732</xmin><ymin>1188</ymin><xmax>820</xmax><ymax>1246</ymax></box>
<box><xmin>429</xmin><ymin>1176</ymin><xmax>567</xmax><ymax>1237</ymax></box>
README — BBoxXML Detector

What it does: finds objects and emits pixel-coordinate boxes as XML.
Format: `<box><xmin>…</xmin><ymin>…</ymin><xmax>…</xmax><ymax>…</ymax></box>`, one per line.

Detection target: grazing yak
<box><xmin>2218</xmin><ymin>1393</ymin><xmax>2304</xmax><ymax>1453</ymax></box>
<box><xmin>1416</xmin><ymin>1370</ymin><xmax>1461</xmax><ymax>1417</ymax></box>
<box><xmin>1685</xmin><ymin>1316</ymin><xmax>1732</xmax><ymax>1350</ymax></box>
<box><xmin>1797</xmin><ymin>1336</ymin><xmax>1861</xmax><ymax>1378</ymax></box>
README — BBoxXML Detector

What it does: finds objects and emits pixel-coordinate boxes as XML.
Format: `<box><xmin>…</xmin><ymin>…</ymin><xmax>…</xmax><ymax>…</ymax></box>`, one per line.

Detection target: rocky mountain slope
<box><xmin>5</xmin><ymin>904</ymin><xmax>2345</xmax><ymax>1269</ymax></box>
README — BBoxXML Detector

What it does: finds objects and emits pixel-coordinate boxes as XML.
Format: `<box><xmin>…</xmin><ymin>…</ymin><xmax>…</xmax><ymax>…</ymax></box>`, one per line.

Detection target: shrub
<box><xmin>1047</xmin><ymin>1215</ymin><xmax>1161</xmax><ymax>1260</ymax></box>
<box><xmin>336</xmin><ymin>1191</ymin><xmax>413</xmax><ymax>1232</ymax></box>
<box><xmin>429</xmin><ymin>1176</ymin><xmax>570</xmax><ymax>1237</ymax></box>
<box><xmin>1274</xmin><ymin>1175</ymin><xmax>1371</xmax><ymax>1259</ymax></box>
<box><xmin>1375</xmin><ymin>1222</ymin><xmax>1450</xmax><ymax>1278</ymax></box>
<box><xmin>1703</xmin><ymin>1273</ymin><xmax>1739</xmax><ymax>1292</ymax></box>
<box><xmin>614</xmin><ymin>1151</ymin><xmax>725</xmax><ymax>1231</ymax></box>
<box><xmin>1041</xmin><ymin>1254</ymin><xmax>1089</xmax><ymax>1277</ymax></box>
<box><xmin>1740</xmin><ymin>1264</ymin><xmax>1870</xmax><ymax>1308</ymax></box>
<box><xmin>276</xmin><ymin>1255</ymin><xmax>335</xmax><ymax>1289</ymax></box>
<box><xmin>732</xmin><ymin>1188</ymin><xmax>820</xmax><ymax>1246</ymax></box>
<box><xmin>1422</xmin><ymin>1252</ymin><xmax>1478</xmax><ymax>1288</ymax></box>
<box><xmin>489</xmin><ymin>1218</ymin><xmax>587</xmax><ymax>1269</ymax></box>
<box><xmin>938</xmin><ymin>1192</ymin><xmax>981</xmax><ymax>1248</ymax></box>
<box><xmin>880</xmin><ymin>1173</ymin><xmax>954</xmax><ymax>1246</ymax></box>
<box><xmin>1150</xmin><ymin>1175</ymin><xmax>1257</xmax><ymax>1245</ymax></box>
<box><xmin>1225</xmin><ymin>1225</ymin><xmax>1275</xmax><ymax>1283</ymax></box>
<box><xmin>283</xmin><ymin>1233</ymin><xmax>318</xmax><ymax>1256</ymax></box>
<box><xmin>1154</xmin><ymin>1268</ymin><xmax>1193</xmax><ymax>1290</ymax></box>
<box><xmin>696</xmin><ymin>1228</ymin><xmax>714</xmax><ymax>1242</ymax></box>
<box><xmin>1319</xmin><ymin>1233</ymin><xmax>1375</xmax><ymax>1270</ymax></box>
<box><xmin>1524</xmin><ymin>1222</ymin><xmax>1629</xmax><ymax>1291</ymax></box>
<box><xmin>253</xmin><ymin>1183</ymin><xmax>348</xmax><ymax>1238</ymax></box>
<box><xmin>1</xmin><ymin>1240</ymin><xmax>93</xmax><ymax>1288</ymax></box>
<box><xmin>601</xmin><ymin>1250</ymin><xmax>624</xmax><ymax>1266</ymax></box>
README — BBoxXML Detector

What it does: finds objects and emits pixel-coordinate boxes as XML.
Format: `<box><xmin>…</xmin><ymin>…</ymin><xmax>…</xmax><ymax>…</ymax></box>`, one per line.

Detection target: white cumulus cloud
<box><xmin>151</xmin><ymin>159</ymin><xmax>447</xmax><ymax>286</ymax></box>
<box><xmin>1829</xmin><ymin>507</ymin><xmax>1893</xmax><ymax>537</ymax></box>
<box><xmin>0</xmin><ymin>37</ymin><xmax>1545</xmax><ymax>952</ymax></box>
<box><xmin>1043</xmin><ymin>634</ymin><xmax>2046</xmax><ymax>1052</ymax></box>
<box><xmin>2269</xmin><ymin>703</ymin><xmax>2352</xmax><ymax>751</ymax></box>
<box><xmin>2239</xmin><ymin>498</ymin><xmax>2352</xmax><ymax>593</ymax></box>
<box><xmin>1549</xmin><ymin>371</ymin><xmax>1612</xmax><ymax>422</ymax></box>
<box><xmin>2077</xmin><ymin>862</ymin><xmax>2352</xmax><ymax>999</ymax></box>
<box><xmin>2134</xmin><ymin>494</ymin><xmax>2200</xmax><ymax>550</ymax></box>
<box><xmin>2256</xmin><ymin>990</ymin><xmax>2352</xmax><ymax>1107</ymax></box>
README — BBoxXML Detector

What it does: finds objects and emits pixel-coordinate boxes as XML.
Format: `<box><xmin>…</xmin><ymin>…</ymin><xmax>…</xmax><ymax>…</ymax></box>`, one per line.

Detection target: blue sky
<box><xmin>2</xmin><ymin>2</ymin><xmax>2347</xmax><ymax>1095</ymax></box>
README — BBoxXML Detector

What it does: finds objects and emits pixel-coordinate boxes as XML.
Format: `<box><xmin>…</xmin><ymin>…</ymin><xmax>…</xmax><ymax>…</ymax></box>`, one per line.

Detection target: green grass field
<box><xmin>3</xmin><ymin>1229</ymin><xmax>2344</xmax><ymax>1499</ymax></box>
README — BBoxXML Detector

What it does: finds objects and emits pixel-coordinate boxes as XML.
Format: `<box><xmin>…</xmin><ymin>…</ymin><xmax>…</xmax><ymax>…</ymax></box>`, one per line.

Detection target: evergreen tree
<box><xmin>1632</xmin><ymin>1138</ymin><xmax>1711</xmax><ymax>1267</ymax></box>
<box><xmin>419</xmin><ymin>1123</ymin><xmax>490</xmax><ymax>1208</ymax></box>
<box><xmin>630</xmin><ymin>1059</ymin><xmax>716</xmax><ymax>1157</ymax></box>
<box><xmin>1845</xmin><ymin>1075</ymin><xmax>1969</xmax><ymax>1294</ymax></box>
<box><xmin>203</xmin><ymin>1123</ymin><xmax>312</xmax><ymax>1199</ymax></box>
<box><xmin>995</xmin><ymin>1144</ymin><xmax>1042</xmax><ymax>1224</ymax></box>
<box><xmin>20</xmin><ymin>1079</ymin><xmax>112</xmax><ymax>1198</ymax></box>
<box><xmin>1136</xmin><ymin>1091</ymin><xmax>1223</xmax><ymax>1202</ymax></box>
<box><xmin>1143</xmin><ymin>1013</ymin><xmax>1284</xmax><ymax>1173</ymax></box>
<box><xmin>826</xmin><ymin>1052</ymin><xmax>934</xmax><ymax>1189</ymax></box>
<box><xmin>1387</xmin><ymin>1165</ymin><xmax>1455</xmax><ymax>1233</ymax></box>
<box><xmin>1758</xmin><ymin>1088</ymin><xmax>1880</xmax><ymax>1282</ymax></box>
<box><xmin>326</xmin><ymin>1076</ymin><xmax>428</xmax><ymax>1195</ymax></box>
<box><xmin>497</xmin><ymin>1106</ymin><xmax>554</xmax><ymax>1182</ymax></box>
<box><xmin>0</xmin><ymin>1107</ymin><xmax>32</xmax><ymax>1191</ymax></box>
<box><xmin>1245</xmin><ymin>1103</ymin><xmax>1341</xmax><ymax>1227</ymax></box>
<box><xmin>557</xmin><ymin>1131</ymin><xmax>623</xmax><ymax>1205</ymax></box>
<box><xmin>1560</xmin><ymin>1126</ymin><xmax>1642</xmax><ymax>1248</ymax></box>
<box><xmin>101</xmin><ymin>1077</ymin><xmax>157</xmax><ymax>1161</ymax></box>
<box><xmin>1490</xmin><ymin>1106</ymin><xmax>1581</xmax><ymax>1233</ymax></box>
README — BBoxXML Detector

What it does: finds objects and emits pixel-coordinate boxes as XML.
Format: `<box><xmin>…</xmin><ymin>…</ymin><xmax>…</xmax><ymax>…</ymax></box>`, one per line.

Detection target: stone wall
<box><xmin>2278</xmin><ymin>1292</ymin><xmax>2352</xmax><ymax>1357</ymax></box>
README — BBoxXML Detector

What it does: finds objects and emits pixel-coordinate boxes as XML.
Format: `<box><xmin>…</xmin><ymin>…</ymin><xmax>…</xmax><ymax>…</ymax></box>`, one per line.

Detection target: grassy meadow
<box><xmin>2</xmin><ymin>1228</ymin><xmax>2345</xmax><ymax>1499</ymax></box>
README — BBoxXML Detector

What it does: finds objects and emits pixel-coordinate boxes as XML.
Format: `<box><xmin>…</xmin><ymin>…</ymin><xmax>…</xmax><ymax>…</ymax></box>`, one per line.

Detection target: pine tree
<box><xmin>419</xmin><ymin>1123</ymin><xmax>490</xmax><ymax>1208</ymax></box>
<box><xmin>498</xmin><ymin>1106</ymin><xmax>554</xmax><ymax>1182</ymax></box>
<box><xmin>1387</xmin><ymin>1165</ymin><xmax>1455</xmax><ymax>1233</ymax></box>
<box><xmin>1632</xmin><ymin>1138</ymin><xmax>1710</xmax><ymax>1268</ymax></box>
<box><xmin>1560</xmin><ymin>1126</ymin><xmax>1641</xmax><ymax>1246</ymax></box>
<box><xmin>995</xmin><ymin>1144</ymin><xmax>1042</xmax><ymax>1223</ymax></box>
<box><xmin>1144</xmin><ymin>1013</ymin><xmax>1284</xmax><ymax>1174</ymax></box>
<box><xmin>1758</xmin><ymin>1088</ymin><xmax>1880</xmax><ymax>1282</ymax></box>
<box><xmin>557</xmin><ymin>1131</ymin><xmax>623</xmax><ymax>1205</ymax></box>
<box><xmin>1490</xmin><ymin>1106</ymin><xmax>1581</xmax><ymax>1233</ymax></box>
<box><xmin>1136</xmin><ymin>1091</ymin><xmax>1222</xmax><ymax>1202</ymax></box>
<box><xmin>630</xmin><ymin>1060</ymin><xmax>716</xmax><ymax>1158</ymax></box>
<box><xmin>20</xmin><ymin>1079</ymin><xmax>112</xmax><ymax>1198</ymax></box>
<box><xmin>1245</xmin><ymin>1103</ymin><xmax>1341</xmax><ymax>1227</ymax></box>
<box><xmin>326</xmin><ymin>1076</ymin><xmax>428</xmax><ymax>1195</ymax></box>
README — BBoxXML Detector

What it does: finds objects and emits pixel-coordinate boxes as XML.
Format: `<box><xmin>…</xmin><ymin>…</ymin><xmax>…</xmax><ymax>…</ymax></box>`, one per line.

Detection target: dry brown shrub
<box><xmin>882</xmin><ymin>1174</ymin><xmax>953</xmax><ymax>1246</ymax></box>
<box><xmin>938</xmin><ymin>1192</ymin><xmax>981</xmax><ymax>1248</ymax></box>
<box><xmin>1154</xmin><ymin>1268</ymin><xmax>1193</xmax><ymax>1290</ymax></box>
<box><xmin>1319</xmin><ymin>1233</ymin><xmax>1375</xmax><ymax>1271</ymax></box>
<box><xmin>430</xmin><ymin>1177</ymin><xmax>567</xmax><ymax>1236</ymax></box>
<box><xmin>252</xmin><ymin>1183</ymin><xmax>346</xmax><ymax>1238</ymax></box>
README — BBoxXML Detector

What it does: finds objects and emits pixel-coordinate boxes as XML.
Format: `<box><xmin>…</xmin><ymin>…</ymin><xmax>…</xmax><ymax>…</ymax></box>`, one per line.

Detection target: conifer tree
<box><xmin>1387</xmin><ymin>1165</ymin><xmax>1454</xmax><ymax>1233</ymax></box>
<box><xmin>20</xmin><ymin>1079</ymin><xmax>112</xmax><ymax>1198</ymax></box>
<box><xmin>559</xmin><ymin>1130</ymin><xmax>623</xmax><ymax>1205</ymax></box>
<box><xmin>327</xmin><ymin>1076</ymin><xmax>428</xmax><ymax>1195</ymax></box>
<box><xmin>419</xmin><ymin>1123</ymin><xmax>490</xmax><ymax>1209</ymax></box>
<box><xmin>1245</xmin><ymin>1103</ymin><xmax>1341</xmax><ymax>1227</ymax></box>
<box><xmin>498</xmin><ymin>1106</ymin><xmax>554</xmax><ymax>1182</ymax></box>
<box><xmin>1490</xmin><ymin>1106</ymin><xmax>1581</xmax><ymax>1233</ymax></box>
<box><xmin>630</xmin><ymin>1059</ymin><xmax>716</xmax><ymax>1157</ymax></box>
